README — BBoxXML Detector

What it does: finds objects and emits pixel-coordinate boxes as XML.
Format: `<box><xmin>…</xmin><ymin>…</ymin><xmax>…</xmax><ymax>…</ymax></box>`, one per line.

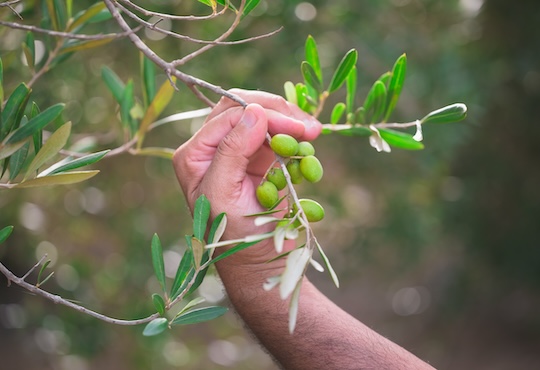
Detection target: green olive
<box><xmin>297</xmin><ymin>141</ymin><xmax>315</xmax><ymax>156</ymax></box>
<box><xmin>267</xmin><ymin>168</ymin><xmax>287</xmax><ymax>190</ymax></box>
<box><xmin>256</xmin><ymin>181</ymin><xmax>279</xmax><ymax>208</ymax></box>
<box><xmin>270</xmin><ymin>134</ymin><xmax>299</xmax><ymax>157</ymax></box>
<box><xmin>286</xmin><ymin>159</ymin><xmax>303</xmax><ymax>184</ymax></box>
<box><xmin>300</xmin><ymin>155</ymin><xmax>323</xmax><ymax>183</ymax></box>
<box><xmin>293</xmin><ymin>198</ymin><xmax>325</xmax><ymax>222</ymax></box>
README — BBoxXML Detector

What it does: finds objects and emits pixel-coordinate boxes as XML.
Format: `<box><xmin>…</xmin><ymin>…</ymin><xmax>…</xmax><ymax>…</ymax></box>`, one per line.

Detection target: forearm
<box><xmin>217</xmin><ymin>259</ymin><xmax>435</xmax><ymax>370</ymax></box>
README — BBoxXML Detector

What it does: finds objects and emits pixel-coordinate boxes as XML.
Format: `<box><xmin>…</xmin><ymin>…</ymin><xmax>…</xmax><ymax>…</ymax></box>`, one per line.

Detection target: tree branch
<box><xmin>118</xmin><ymin>0</ymin><xmax>226</xmax><ymax>21</ymax></box>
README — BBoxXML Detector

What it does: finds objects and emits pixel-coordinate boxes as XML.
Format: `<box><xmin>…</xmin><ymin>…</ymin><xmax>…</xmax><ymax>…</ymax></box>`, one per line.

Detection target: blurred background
<box><xmin>1</xmin><ymin>0</ymin><xmax>540</xmax><ymax>369</ymax></box>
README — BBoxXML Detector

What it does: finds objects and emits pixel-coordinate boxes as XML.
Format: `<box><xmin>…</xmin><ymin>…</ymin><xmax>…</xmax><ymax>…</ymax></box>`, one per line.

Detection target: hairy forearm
<box><xmin>217</xmin><ymin>261</ymin><xmax>435</xmax><ymax>370</ymax></box>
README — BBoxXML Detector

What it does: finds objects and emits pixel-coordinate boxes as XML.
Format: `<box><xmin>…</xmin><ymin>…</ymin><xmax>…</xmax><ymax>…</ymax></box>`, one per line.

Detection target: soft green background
<box><xmin>1</xmin><ymin>0</ymin><xmax>540</xmax><ymax>369</ymax></box>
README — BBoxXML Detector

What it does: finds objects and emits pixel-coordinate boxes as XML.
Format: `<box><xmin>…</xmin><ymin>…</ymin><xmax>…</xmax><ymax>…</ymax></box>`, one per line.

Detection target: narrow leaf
<box><xmin>288</xmin><ymin>281</ymin><xmax>302</xmax><ymax>333</ymax></box>
<box><xmin>170</xmin><ymin>248</ymin><xmax>194</xmax><ymax>301</ymax></box>
<box><xmin>142</xmin><ymin>318</ymin><xmax>168</xmax><ymax>337</ymax></box>
<box><xmin>0</xmin><ymin>141</ymin><xmax>28</xmax><ymax>161</ymax></box>
<box><xmin>5</xmin><ymin>104</ymin><xmax>64</xmax><ymax>145</ymax></box>
<box><xmin>328</xmin><ymin>49</ymin><xmax>358</xmax><ymax>93</ymax></box>
<box><xmin>295</xmin><ymin>83</ymin><xmax>308</xmax><ymax>112</ymax></box>
<box><xmin>45</xmin><ymin>0</ymin><xmax>60</xmax><ymax>30</ymax></box>
<box><xmin>40</xmin><ymin>150</ymin><xmax>109</xmax><ymax>176</ymax></box>
<box><xmin>31</xmin><ymin>102</ymin><xmax>42</xmax><ymax>156</ymax></box>
<box><xmin>421</xmin><ymin>103</ymin><xmax>468</xmax><ymax>124</ymax></box>
<box><xmin>383</xmin><ymin>53</ymin><xmax>407</xmax><ymax>122</ymax></box>
<box><xmin>60</xmin><ymin>38</ymin><xmax>114</xmax><ymax>55</ymax></box>
<box><xmin>0</xmin><ymin>225</ymin><xmax>14</xmax><ymax>244</ymax></box>
<box><xmin>283</xmin><ymin>81</ymin><xmax>297</xmax><ymax>105</ymax></box>
<box><xmin>170</xmin><ymin>306</ymin><xmax>228</xmax><ymax>326</ymax></box>
<box><xmin>67</xmin><ymin>2</ymin><xmax>107</xmax><ymax>32</ymax></box>
<box><xmin>193</xmin><ymin>194</ymin><xmax>211</xmax><ymax>241</ymax></box>
<box><xmin>378</xmin><ymin>128</ymin><xmax>424</xmax><ymax>150</ymax></box>
<box><xmin>152</xmin><ymin>294</ymin><xmax>166</xmax><ymax>316</ymax></box>
<box><xmin>208</xmin><ymin>213</ymin><xmax>227</xmax><ymax>244</ymax></box>
<box><xmin>301</xmin><ymin>61</ymin><xmax>323</xmax><ymax>95</ymax></box>
<box><xmin>346</xmin><ymin>66</ymin><xmax>357</xmax><ymax>114</ymax></box>
<box><xmin>120</xmin><ymin>80</ymin><xmax>136</xmax><ymax>134</ymax></box>
<box><xmin>151</xmin><ymin>234</ymin><xmax>167</xmax><ymax>294</ymax></box>
<box><xmin>141</xmin><ymin>55</ymin><xmax>156</xmax><ymax>108</ymax></box>
<box><xmin>24</xmin><ymin>121</ymin><xmax>71</xmax><ymax>180</ymax></box>
<box><xmin>8</xmin><ymin>141</ymin><xmax>30</xmax><ymax>181</ymax></box>
<box><xmin>1</xmin><ymin>83</ymin><xmax>31</xmax><ymax>141</ymax></box>
<box><xmin>15</xmin><ymin>170</ymin><xmax>99</xmax><ymax>188</ymax></box>
<box><xmin>37</xmin><ymin>260</ymin><xmax>51</xmax><ymax>285</ymax></box>
<box><xmin>135</xmin><ymin>147</ymin><xmax>174</xmax><ymax>160</ymax></box>
<box><xmin>191</xmin><ymin>237</ymin><xmax>204</xmax><ymax>270</ymax></box>
<box><xmin>330</xmin><ymin>103</ymin><xmax>346</xmax><ymax>125</ymax></box>
<box><xmin>23</xmin><ymin>33</ymin><xmax>35</xmax><ymax>69</ymax></box>
<box><xmin>378</xmin><ymin>71</ymin><xmax>392</xmax><ymax>88</ymax></box>
<box><xmin>242</xmin><ymin>0</ymin><xmax>261</xmax><ymax>17</ymax></box>
<box><xmin>0</xmin><ymin>58</ymin><xmax>4</xmax><ymax>103</ymax></box>
<box><xmin>363</xmin><ymin>81</ymin><xmax>387</xmax><ymax>124</ymax></box>
<box><xmin>208</xmin><ymin>241</ymin><xmax>259</xmax><ymax>265</ymax></box>
<box><xmin>176</xmin><ymin>297</ymin><xmax>206</xmax><ymax>317</ymax></box>
<box><xmin>279</xmin><ymin>247</ymin><xmax>311</xmax><ymax>300</ymax></box>
<box><xmin>321</xmin><ymin>126</ymin><xmax>372</xmax><ymax>137</ymax></box>
<box><xmin>316</xmin><ymin>242</ymin><xmax>339</xmax><ymax>288</ymax></box>
<box><xmin>101</xmin><ymin>67</ymin><xmax>125</xmax><ymax>104</ymax></box>
<box><xmin>137</xmin><ymin>77</ymin><xmax>177</xmax><ymax>147</ymax></box>
<box><xmin>305</xmin><ymin>35</ymin><xmax>322</xmax><ymax>81</ymax></box>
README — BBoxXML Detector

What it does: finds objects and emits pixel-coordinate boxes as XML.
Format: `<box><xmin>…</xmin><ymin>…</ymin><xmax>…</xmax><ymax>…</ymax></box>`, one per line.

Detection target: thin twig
<box><xmin>320</xmin><ymin>120</ymin><xmax>421</xmax><ymax>131</ymax></box>
<box><xmin>119</xmin><ymin>0</ymin><xmax>226</xmax><ymax>21</ymax></box>
<box><xmin>21</xmin><ymin>254</ymin><xmax>48</xmax><ymax>281</ymax></box>
<box><xmin>1</xmin><ymin>0</ymin><xmax>22</xmax><ymax>19</ymax></box>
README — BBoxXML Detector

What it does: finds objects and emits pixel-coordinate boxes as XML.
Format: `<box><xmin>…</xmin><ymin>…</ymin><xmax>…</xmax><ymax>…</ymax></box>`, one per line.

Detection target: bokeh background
<box><xmin>1</xmin><ymin>0</ymin><xmax>540</xmax><ymax>369</ymax></box>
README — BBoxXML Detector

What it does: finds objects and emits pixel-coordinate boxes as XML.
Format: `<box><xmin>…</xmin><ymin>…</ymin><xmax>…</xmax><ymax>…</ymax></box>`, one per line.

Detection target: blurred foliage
<box><xmin>1</xmin><ymin>0</ymin><xmax>540</xmax><ymax>369</ymax></box>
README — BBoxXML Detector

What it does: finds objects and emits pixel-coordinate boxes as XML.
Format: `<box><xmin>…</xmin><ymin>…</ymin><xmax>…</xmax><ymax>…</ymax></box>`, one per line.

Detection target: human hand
<box><xmin>172</xmin><ymin>90</ymin><xmax>321</xmax><ymax>275</ymax></box>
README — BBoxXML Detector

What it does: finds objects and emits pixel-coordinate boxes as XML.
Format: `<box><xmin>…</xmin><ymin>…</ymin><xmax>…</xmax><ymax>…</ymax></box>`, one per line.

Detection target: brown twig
<box><xmin>118</xmin><ymin>0</ymin><xmax>227</xmax><ymax>21</ymax></box>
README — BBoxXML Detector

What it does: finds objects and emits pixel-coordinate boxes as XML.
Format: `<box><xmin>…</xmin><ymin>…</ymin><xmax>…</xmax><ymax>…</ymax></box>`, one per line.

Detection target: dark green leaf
<box><xmin>42</xmin><ymin>150</ymin><xmax>109</xmax><ymax>176</ymax></box>
<box><xmin>378</xmin><ymin>128</ymin><xmax>424</xmax><ymax>150</ymax></box>
<box><xmin>208</xmin><ymin>241</ymin><xmax>259</xmax><ymax>265</ymax></box>
<box><xmin>0</xmin><ymin>225</ymin><xmax>14</xmax><ymax>244</ymax></box>
<box><xmin>242</xmin><ymin>0</ymin><xmax>261</xmax><ymax>17</ymax></box>
<box><xmin>151</xmin><ymin>234</ymin><xmax>167</xmax><ymax>294</ymax></box>
<box><xmin>1</xmin><ymin>83</ymin><xmax>31</xmax><ymax>142</ymax></box>
<box><xmin>152</xmin><ymin>294</ymin><xmax>166</xmax><ymax>316</ymax></box>
<box><xmin>188</xmin><ymin>250</ymin><xmax>210</xmax><ymax>295</ymax></box>
<box><xmin>68</xmin><ymin>2</ymin><xmax>106</xmax><ymax>32</ymax></box>
<box><xmin>421</xmin><ymin>103</ymin><xmax>468</xmax><ymax>124</ymax></box>
<box><xmin>305</xmin><ymin>35</ymin><xmax>322</xmax><ymax>81</ymax></box>
<box><xmin>142</xmin><ymin>318</ymin><xmax>168</xmax><ymax>337</ymax></box>
<box><xmin>52</xmin><ymin>0</ymin><xmax>67</xmax><ymax>31</ymax></box>
<box><xmin>170</xmin><ymin>249</ymin><xmax>194</xmax><ymax>301</ymax></box>
<box><xmin>45</xmin><ymin>0</ymin><xmax>60</xmax><ymax>30</ymax></box>
<box><xmin>0</xmin><ymin>58</ymin><xmax>4</xmax><ymax>103</ymax></box>
<box><xmin>101</xmin><ymin>66</ymin><xmax>125</xmax><ymax>104</ymax></box>
<box><xmin>383</xmin><ymin>54</ymin><xmax>407</xmax><ymax>122</ymax></box>
<box><xmin>330</xmin><ymin>103</ymin><xmax>346</xmax><ymax>125</ymax></box>
<box><xmin>31</xmin><ymin>102</ymin><xmax>42</xmax><ymax>156</ymax></box>
<box><xmin>9</xmin><ymin>142</ymin><xmax>30</xmax><ymax>181</ymax></box>
<box><xmin>141</xmin><ymin>55</ymin><xmax>156</xmax><ymax>108</ymax></box>
<box><xmin>193</xmin><ymin>195</ymin><xmax>211</xmax><ymax>241</ymax></box>
<box><xmin>346</xmin><ymin>66</ymin><xmax>357</xmax><ymax>114</ymax></box>
<box><xmin>363</xmin><ymin>81</ymin><xmax>387</xmax><ymax>124</ymax></box>
<box><xmin>5</xmin><ymin>104</ymin><xmax>64</xmax><ymax>145</ymax></box>
<box><xmin>23</xmin><ymin>33</ymin><xmax>35</xmax><ymax>69</ymax></box>
<box><xmin>301</xmin><ymin>62</ymin><xmax>323</xmax><ymax>95</ymax></box>
<box><xmin>170</xmin><ymin>306</ymin><xmax>228</xmax><ymax>326</ymax></box>
<box><xmin>321</xmin><ymin>126</ymin><xmax>372</xmax><ymax>137</ymax></box>
<box><xmin>37</xmin><ymin>260</ymin><xmax>51</xmax><ymax>285</ymax></box>
<box><xmin>328</xmin><ymin>49</ymin><xmax>358</xmax><ymax>93</ymax></box>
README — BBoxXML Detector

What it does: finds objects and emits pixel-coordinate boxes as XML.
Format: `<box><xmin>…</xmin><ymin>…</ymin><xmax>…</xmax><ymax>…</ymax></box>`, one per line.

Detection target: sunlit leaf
<box><xmin>363</xmin><ymin>81</ymin><xmax>387</xmax><ymax>124</ymax></box>
<box><xmin>295</xmin><ymin>83</ymin><xmax>308</xmax><ymax>112</ymax></box>
<box><xmin>170</xmin><ymin>249</ymin><xmax>194</xmax><ymax>301</ymax></box>
<box><xmin>279</xmin><ymin>247</ymin><xmax>310</xmax><ymax>300</ymax></box>
<box><xmin>0</xmin><ymin>141</ymin><xmax>27</xmax><ymax>161</ymax></box>
<box><xmin>151</xmin><ymin>233</ymin><xmax>167</xmax><ymax>294</ymax></box>
<box><xmin>321</xmin><ymin>126</ymin><xmax>372</xmax><ymax>137</ymax></box>
<box><xmin>1</xmin><ymin>83</ymin><xmax>31</xmax><ymax>142</ymax></box>
<box><xmin>152</xmin><ymin>294</ymin><xmax>166</xmax><ymax>316</ymax></box>
<box><xmin>421</xmin><ymin>103</ymin><xmax>468</xmax><ymax>124</ymax></box>
<box><xmin>170</xmin><ymin>306</ymin><xmax>228</xmax><ymax>326</ymax></box>
<box><xmin>135</xmin><ymin>147</ymin><xmax>174</xmax><ymax>160</ymax></box>
<box><xmin>193</xmin><ymin>194</ymin><xmax>211</xmax><ymax>241</ymax></box>
<box><xmin>101</xmin><ymin>66</ymin><xmax>125</xmax><ymax>104</ymax></box>
<box><xmin>60</xmin><ymin>38</ymin><xmax>115</xmax><ymax>55</ymax></box>
<box><xmin>283</xmin><ymin>81</ymin><xmax>297</xmax><ymax>105</ymax></box>
<box><xmin>208</xmin><ymin>213</ymin><xmax>227</xmax><ymax>244</ymax></box>
<box><xmin>301</xmin><ymin>61</ymin><xmax>323</xmax><ymax>95</ymax></box>
<box><xmin>40</xmin><ymin>150</ymin><xmax>109</xmax><ymax>176</ymax></box>
<box><xmin>305</xmin><ymin>35</ymin><xmax>322</xmax><ymax>81</ymax></box>
<box><xmin>66</xmin><ymin>0</ymin><xmax>72</xmax><ymax>19</ymax></box>
<box><xmin>331</xmin><ymin>103</ymin><xmax>346</xmax><ymax>125</ymax></box>
<box><xmin>328</xmin><ymin>49</ymin><xmax>358</xmax><ymax>93</ymax></box>
<box><xmin>24</xmin><ymin>121</ymin><xmax>71</xmax><ymax>180</ymax></box>
<box><xmin>346</xmin><ymin>66</ymin><xmax>357</xmax><ymax>114</ymax></box>
<box><xmin>67</xmin><ymin>2</ymin><xmax>106</xmax><ymax>32</ymax></box>
<box><xmin>141</xmin><ymin>55</ymin><xmax>156</xmax><ymax>108</ymax></box>
<box><xmin>15</xmin><ymin>170</ymin><xmax>99</xmax><ymax>188</ymax></box>
<box><xmin>142</xmin><ymin>318</ymin><xmax>168</xmax><ymax>337</ymax></box>
<box><xmin>378</xmin><ymin>71</ymin><xmax>392</xmax><ymax>88</ymax></box>
<box><xmin>0</xmin><ymin>225</ymin><xmax>14</xmax><ymax>244</ymax></box>
<box><xmin>383</xmin><ymin>53</ymin><xmax>407</xmax><ymax>122</ymax></box>
<box><xmin>316</xmin><ymin>241</ymin><xmax>339</xmax><ymax>288</ymax></box>
<box><xmin>4</xmin><ymin>104</ymin><xmax>64</xmax><ymax>145</ymax></box>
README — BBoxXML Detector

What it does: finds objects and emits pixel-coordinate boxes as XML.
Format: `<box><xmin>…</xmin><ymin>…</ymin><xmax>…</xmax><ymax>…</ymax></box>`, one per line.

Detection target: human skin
<box><xmin>173</xmin><ymin>90</ymin><xmax>435</xmax><ymax>370</ymax></box>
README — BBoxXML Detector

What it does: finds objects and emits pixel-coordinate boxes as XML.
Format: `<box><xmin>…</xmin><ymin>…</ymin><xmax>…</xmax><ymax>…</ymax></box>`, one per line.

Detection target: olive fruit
<box><xmin>270</xmin><ymin>134</ymin><xmax>299</xmax><ymax>157</ymax></box>
<box><xmin>256</xmin><ymin>181</ymin><xmax>279</xmax><ymax>208</ymax></box>
<box><xmin>267</xmin><ymin>168</ymin><xmax>287</xmax><ymax>190</ymax></box>
<box><xmin>293</xmin><ymin>199</ymin><xmax>325</xmax><ymax>222</ymax></box>
<box><xmin>286</xmin><ymin>159</ymin><xmax>303</xmax><ymax>184</ymax></box>
<box><xmin>297</xmin><ymin>141</ymin><xmax>315</xmax><ymax>156</ymax></box>
<box><xmin>299</xmin><ymin>155</ymin><xmax>323</xmax><ymax>183</ymax></box>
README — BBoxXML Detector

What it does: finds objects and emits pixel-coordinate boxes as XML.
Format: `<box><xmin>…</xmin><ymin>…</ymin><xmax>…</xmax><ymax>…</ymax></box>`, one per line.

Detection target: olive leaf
<box><xmin>328</xmin><ymin>49</ymin><xmax>358</xmax><ymax>93</ymax></box>
<box><xmin>142</xmin><ymin>318</ymin><xmax>168</xmax><ymax>337</ymax></box>
<box><xmin>151</xmin><ymin>233</ymin><xmax>167</xmax><ymax>294</ymax></box>
<box><xmin>421</xmin><ymin>103</ymin><xmax>468</xmax><ymax>124</ymax></box>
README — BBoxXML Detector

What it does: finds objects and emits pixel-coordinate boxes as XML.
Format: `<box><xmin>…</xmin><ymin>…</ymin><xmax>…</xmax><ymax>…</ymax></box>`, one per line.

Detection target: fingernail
<box><xmin>241</xmin><ymin>109</ymin><xmax>257</xmax><ymax>128</ymax></box>
<box><xmin>303</xmin><ymin>117</ymin><xmax>318</xmax><ymax>130</ymax></box>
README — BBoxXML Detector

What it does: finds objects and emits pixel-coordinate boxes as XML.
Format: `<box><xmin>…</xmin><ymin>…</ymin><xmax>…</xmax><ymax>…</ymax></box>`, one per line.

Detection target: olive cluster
<box><xmin>256</xmin><ymin>134</ymin><xmax>325</xmax><ymax>222</ymax></box>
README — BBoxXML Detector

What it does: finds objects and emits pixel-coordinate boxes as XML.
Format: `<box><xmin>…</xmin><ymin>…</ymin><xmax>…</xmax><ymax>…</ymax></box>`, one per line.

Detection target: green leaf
<box><xmin>208</xmin><ymin>241</ymin><xmax>259</xmax><ymax>265</ymax></box>
<box><xmin>208</xmin><ymin>213</ymin><xmax>227</xmax><ymax>245</ymax></box>
<box><xmin>67</xmin><ymin>2</ymin><xmax>107</xmax><ymax>32</ymax></box>
<box><xmin>421</xmin><ymin>103</ymin><xmax>468</xmax><ymax>124</ymax></box>
<box><xmin>134</xmin><ymin>147</ymin><xmax>174</xmax><ymax>160</ymax></box>
<box><xmin>283</xmin><ymin>81</ymin><xmax>297</xmax><ymax>105</ymax></box>
<box><xmin>141</xmin><ymin>55</ymin><xmax>156</xmax><ymax>108</ymax></box>
<box><xmin>0</xmin><ymin>225</ymin><xmax>14</xmax><ymax>244</ymax></box>
<box><xmin>346</xmin><ymin>66</ymin><xmax>357</xmax><ymax>114</ymax></box>
<box><xmin>321</xmin><ymin>126</ymin><xmax>372</xmax><ymax>137</ymax></box>
<box><xmin>101</xmin><ymin>67</ymin><xmax>125</xmax><ymax>104</ymax></box>
<box><xmin>152</xmin><ymin>294</ymin><xmax>166</xmax><ymax>316</ymax></box>
<box><xmin>137</xmin><ymin>77</ymin><xmax>177</xmax><ymax>147</ymax></box>
<box><xmin>120</xmin><ymin>80</ymin><xmax>136</xmax><ymax>134</ymax></box>
<box><xmin>295</xmin><ymin>83</ymin><xmax>308</xmax><ymax>112</ymax></box>
<box><xmin>316</xmin><ymin>241</ymin><xmax>339</xmax><ymax>288</ymax></box>
<box><xmin>0</xmin><ymin>141</ymin><xmax>28</xmax><ymax>161</ymax></box>
<box><xmin>378</xmin><ymin>128</ymin><xmax>424</xmax><ymax>150</ymax></box>
<box><xmin>23</xmin><ymin>32</ymin><xmax>35</xmax><ymax>69</ymax></box>
<box><xmin>187</xmin><ymin>254</ymin><xmax>209</xmax><ymax>295</ymax></box>
<box><xmin>15</xmin><ymin>170</ymin><xmax>100</xmax><ymax>188</ymax></box>
<box><xmin>66</xmin><ymin>0</ymin><xmax>72</xmax><ymax>19</ymax></box>
<box><xmin>24</xmin><ymin>121</ymin><xmax>71</xmax><ymax>180</ymax></box>
<box><xmin>1</xmin><ymin>83</ymin><xmax>32</xmax><ymax>142</ymax></box>
<box><xmin>242</xmin><ymin>0</ymin><xmax>261</xmax><ymax>17</ymax></box>
<box><xmin>177</xmin><ymin>297</ymin><xmax>205</xmax><ymax>316</ymax></box>
<box><xmin>383</xmin><ymin>53</ymin><xmax>407</xmax><ymax>122</ymax></box>
<box><xmin>45</xmin><ymin>0</ymin><xmax>60</xmax><ymax>30</ymax></box>
<box><xmin>170</xmin><ymin>249</ymin><xmax>194</xmax><ymax>301</ymax></box>
<box><xmin>363</xmin><ymin>81</ymin><xmax>387</xmax><ymax>124</ymax></box>
<box><xmin>37</xmin><ymin>260</ymin><xmax>52</xmax><ymax>286</ymax></box>
<box><xmin>142</xmin><ymin>318</ymin><xmax>168</xmax><ymax>337</ymax></box>
<box><xmin>151</xmin><ymin>234</ymin><xmax>167</xmax><ymax>294</ymax></box>
<box><xmin>377</xmin><ymin>71</ymin><xmax>392</xmax><ymax>88</ymax></box>
<box><xmin>330</xmin><ymin>103</ymin><xmax>346</xmax><ymax>125</ymax></box>
<box><xmin>193</xmin><ymin>194</ymin><xmax>211</xmax><ymax>241</ymax></box>
<box><xmin>301</xmin><ymin>62</ymin><xmax>323</xmax><ymax>95</ymax></box>
<box><xmin>9</xmin><ymin>142</ymin><xmax>30</xmax><ymax>181</ymax></box>
<box><xmin>31</xmin><ymin>102</ymin><xmax>42</xmax><ymax>156</ymax></box>
<box><xmin>41</xmin><ymin>150</ymin><xmax>109</xmax><ymax>176</ymax></box>
<box><xmin>60</xmin><ymin>38</ymin><xmax>115</xmax><ymax>55</ymax></box>
<box><xmin>170</xmin><ymin>306</ymin><xmax>228</xmax><ymax>326</ymax></box>
<box><xmin>328</xmin><ymin>49</ymin><xmax>358</xmax><ymax>93</ymax></box>
<box><xmin>0</xmin><ymin>58</ymin><xmax>4</xmax><ymax>103</ymax></box>
<box><xmin>52</xmin><ymin>0</ymin><xmax>67</xmax><ymax>30</ymax></box>
<box><xmin>4</xmin><ymin>103</ymin><xmax>64</xmax><ymax>145</ymax></box>
<box><xmin>305</xmin><ymin>35</ymin><xmax>322</xmax><ymax>82</ymax></box>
